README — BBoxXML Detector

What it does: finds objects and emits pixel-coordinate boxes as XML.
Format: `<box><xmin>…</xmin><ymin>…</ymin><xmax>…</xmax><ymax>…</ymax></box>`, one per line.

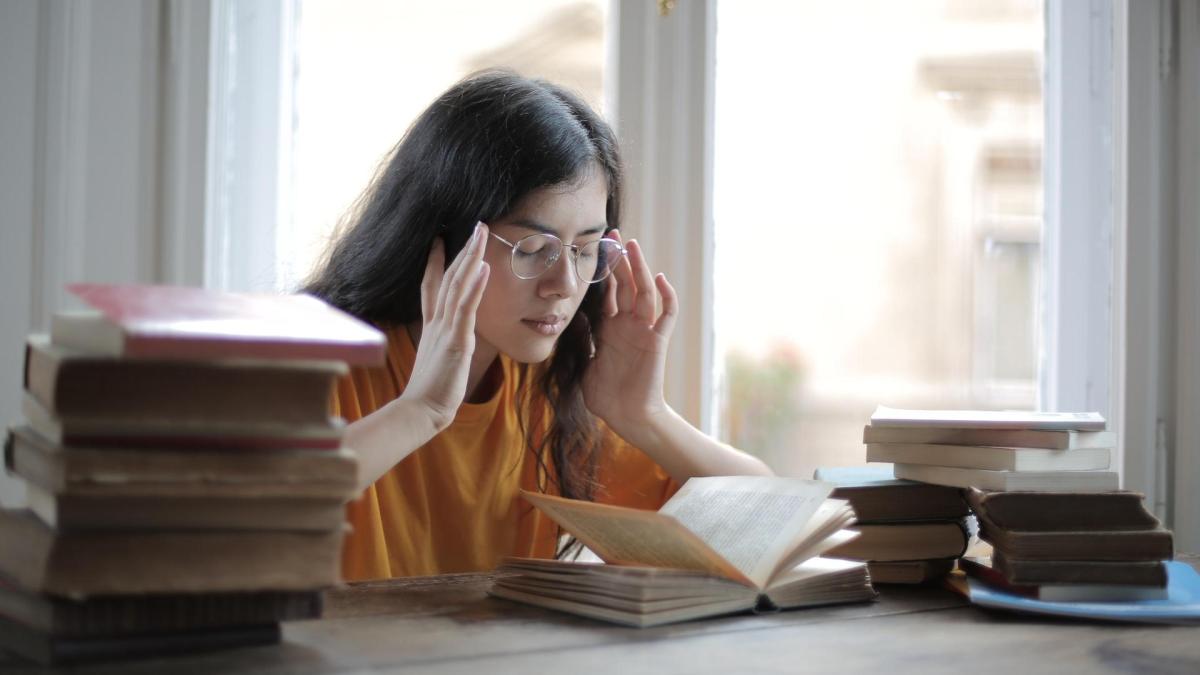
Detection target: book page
<box><xmin>870</xmin><ymin>406</ymin><xmax>1106</xmax><ymax>431</ymax></box>
<box><xmin>521</xmin><ymin>492</ymin><xmax>752</xmax><ymax>586</ymax></box>
<box><xmin>657</xmin><ymin>477</ymin><xmax>833</xmax><ymax>589</ymax></box>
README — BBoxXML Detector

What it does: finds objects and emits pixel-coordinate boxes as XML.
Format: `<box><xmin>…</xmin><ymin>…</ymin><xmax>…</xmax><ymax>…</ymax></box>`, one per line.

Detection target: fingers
<box><xmin>603</xmin><ymin>231</ymin><xmax>620</xmax><ymax>317</ymax></box>
<box><xmin>610</xmin><ymin>230</ymin><xmax>637</xmax><ymax>314</ymax></box>
<box><xmin>652</xmin><ymin>273</ymin><xmax>678</xmax><ymax>338</ymax></box>
<box><xmin>421</xmin><ymin>238</ymin><xmax>445</xmax><ymax>324</ymax></box>
<box><xmin>435</xmin><ymin>222</ymin><xmax>488</xmax><ymax>322</ymax></box>
<box><xmin>451</xmin><ymin>261</ymin><xmax>490</xmax><ymax>339</ymax></box>
<box><xmin>626</xmin><ymin>240</ymin><xmax>657</xmax><ymax>325</ymax></box>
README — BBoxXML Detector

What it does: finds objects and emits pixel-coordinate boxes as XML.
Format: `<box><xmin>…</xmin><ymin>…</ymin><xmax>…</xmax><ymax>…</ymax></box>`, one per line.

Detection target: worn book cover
<box><xmin>812</xmin><ymin>465</ymin><xmax>968</xmax><ymax>523</ymax></box>
<box><xmin>24</xmin><ymin>335</ymin><xmax>345</xmax><ymax>426</ymax></box>
<box><xmin>0</xmin><ymin>509</ymin><xmax>345</xmax><ymax>596</ymax></box>
<box><xmin>826</xmin><ymin>519</ymin><xmax>969</xmax><ymax>562</ymax></box>
<box><xmin>965</xmin><ymin>487</ymin><xmax>1161</xmax><ymax>532</ymax></box>
<box><xmin>54</xmin><ymin>283</ymin><xmax>385</xmax><ymax>365</ymax></box>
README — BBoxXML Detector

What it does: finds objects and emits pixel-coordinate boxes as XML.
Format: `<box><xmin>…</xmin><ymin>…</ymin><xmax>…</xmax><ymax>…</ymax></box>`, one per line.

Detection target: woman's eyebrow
<box><xmin>510</xmin><ymin>218</ymin><xmax>607</xmax><ymax>238</ymax></box>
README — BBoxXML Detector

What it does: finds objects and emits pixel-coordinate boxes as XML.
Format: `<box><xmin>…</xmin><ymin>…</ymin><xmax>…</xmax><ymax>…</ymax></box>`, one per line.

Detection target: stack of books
<box><xmin>814</xmin><ymin>465</ymin><xmax>970</xmax><ymax>584</ymax></box>
<box><xmin>0</xmin><ymin>283</ymin><xmax>385</xmax><ymax>665</ymax></box>
<box><xmin>959</xmin><ymin>488</ymin><xmax>1174</xmax><ymax>602</ymax></box>
<box><xmin>863</xmin><ymin>406</ymin><xmax>1119</xmax><ymax>492</ymax></box>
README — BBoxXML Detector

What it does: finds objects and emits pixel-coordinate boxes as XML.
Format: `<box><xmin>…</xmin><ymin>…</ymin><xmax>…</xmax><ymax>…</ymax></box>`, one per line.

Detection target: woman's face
<box><xmin>474</xmin><ymin>168</ymin><xmax>609</xmax><ymax>365</ymax></box>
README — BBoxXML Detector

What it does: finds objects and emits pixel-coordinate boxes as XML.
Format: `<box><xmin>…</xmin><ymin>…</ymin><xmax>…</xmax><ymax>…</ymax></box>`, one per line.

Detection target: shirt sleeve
<box><xmin>591</xmin><ymin>421</ymin><xmax>681</xmax><ymax>510</ymax></box>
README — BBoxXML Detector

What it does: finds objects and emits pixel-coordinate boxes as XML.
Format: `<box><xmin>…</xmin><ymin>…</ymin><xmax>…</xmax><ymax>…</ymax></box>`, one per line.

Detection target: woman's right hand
<box><xmin>399</xmin><ymin>222</ymin><xmax>490</xmax><ymax>432</ymax></box>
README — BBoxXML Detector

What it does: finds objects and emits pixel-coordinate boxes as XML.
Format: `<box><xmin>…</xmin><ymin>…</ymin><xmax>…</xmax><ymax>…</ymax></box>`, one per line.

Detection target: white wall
<box><xmin>0</xmin><ymin>0</ymin><xmax>209</xmax><ymax>506</ymax></box>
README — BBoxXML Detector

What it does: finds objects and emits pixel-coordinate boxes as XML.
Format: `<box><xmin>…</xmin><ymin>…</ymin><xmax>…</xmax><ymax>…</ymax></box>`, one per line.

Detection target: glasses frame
<box><xmin>488</xmin><ymin>230</ymin><xmax>626</xmax><ymax>284</ymax></box>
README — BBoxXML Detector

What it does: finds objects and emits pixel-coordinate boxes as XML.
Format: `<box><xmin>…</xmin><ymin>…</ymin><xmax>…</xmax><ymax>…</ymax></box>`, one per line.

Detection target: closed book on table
<box><xmin>866</xmin><ymin>559</ymin><xmax>956</xmax><ymax>585</ymax></box>
<box><xmin>964</xmin><ymin>487</ymin><xmax>1161</xmax><ymax>532</ymax></box>
<box><xmin>892</xmin><ymin>463</ymin><xmax>1119</xmax><ymax>492</ymax></box>
<box><xmin>990</xmin><ymin>550</ymin><xmax>1168</xmax><ymax>587</ymax></box>
<box><xmin>53</xmin><ymin>283</ymin><xmax>385</xmax><ymax>365</ymax></box>
<box><xmin>20</xmin><ymin>479</ymin><xmax>347</xmax><ymax>532</ymax></box>
<box><xmin>5</xmin><ymin>426</ymin><xmax>358</xmax><ymax>500</ymax></box>
<box><xmin>812</xmin><ymin>465</ymin><xmax>968</xmax><ymax>523</ymax></box>
<box><xmin>826</xmin><ymin>520</ymin><xmax>969</xmax><ymax>562</ymax></box>
<box><xmin>0</xmin><ymin>509</ymin><xmax>344</xmax><ymax>596</ymax></box>
<box><xmin>866</xmin><ymin>442</ymin><xmax>1111</xmax><ymax>472</ymax></box>
<box><xmin>24</xmin><ymin>335</ymin><xmax>345</xmax><ymax>426</ymax></box>
<box><xmin>959</xmin><ymin>557</ymin><xmax>1168</xmax><ymax>602</ymax></box>
<box><xmin>977</xmin><ymin>520</ymin><xmax>1174</xmax><ymax>562</ymax></box>
<box><xmin>868</xmin><ymin>406</ymin><xmax>1106</xmax><ymax>431</ymax></box>
<box><xmin>0</xmin><ymin>613</ymin><xmax>280</xmax><ymax>666</ymax></box>
<box><xmin>0</xmin><ymin>575</ymin><xmax>321</xmax><ymax>638</ymax></box>
<box><xmin>862</xmin><ymin>424</ymin><xmax>1116</xmax><ymax>450</ymax></box>
<box><xmin>21</xmin><ymin>392</ymin><xmax>345</xmax><ymax>452</ymax></box>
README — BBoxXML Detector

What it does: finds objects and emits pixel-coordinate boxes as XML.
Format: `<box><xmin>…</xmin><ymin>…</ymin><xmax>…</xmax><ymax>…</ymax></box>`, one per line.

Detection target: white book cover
<box><xmin>892</xmin><ymin>463</ymin><xmax>1119</xmax><ymax>492</ymax></box>
<box><xmin>866</xmin><ymin>443</ymin><xmax>1112</xmax><ymax>472</ymax></box>
<box><xmin>870</xmin><ymin>406</ymin><xmax>1106</xmax><ymax>431</ymax></box>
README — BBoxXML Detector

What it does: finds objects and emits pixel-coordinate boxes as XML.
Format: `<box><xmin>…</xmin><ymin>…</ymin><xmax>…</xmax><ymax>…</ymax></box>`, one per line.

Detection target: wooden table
<box><xmin>5</xmin><ymin>555</ymin><xmax>1200</xmax><ymax>674</ymax></box>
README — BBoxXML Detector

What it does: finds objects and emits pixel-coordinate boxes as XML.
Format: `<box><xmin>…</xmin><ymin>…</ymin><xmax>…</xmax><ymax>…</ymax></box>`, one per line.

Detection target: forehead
<box><xmin>502</xmin><ymin>169</ymin><xmax>608</xmax><ymax>237</ymax></box>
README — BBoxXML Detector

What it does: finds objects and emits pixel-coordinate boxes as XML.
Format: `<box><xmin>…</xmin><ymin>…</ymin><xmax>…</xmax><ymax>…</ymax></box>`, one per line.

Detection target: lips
<box><xmin>521</xmin><ymin>315</ymin><xmax>567</xmax><ymax>336</ymax></box>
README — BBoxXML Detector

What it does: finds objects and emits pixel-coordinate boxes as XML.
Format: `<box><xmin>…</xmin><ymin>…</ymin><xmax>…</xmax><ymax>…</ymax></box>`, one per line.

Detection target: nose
<box><xmin>537</xmin><ymin>248</ymin><xmax>579</xmax><ymax>298</ymax></box>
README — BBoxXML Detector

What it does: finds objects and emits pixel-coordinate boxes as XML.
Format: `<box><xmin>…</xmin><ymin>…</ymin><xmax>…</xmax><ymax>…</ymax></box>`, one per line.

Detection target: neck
<box><xmin>406</xmin><ymin>321</ymin><xmax>500</xmax><ymax>403</ymax></box>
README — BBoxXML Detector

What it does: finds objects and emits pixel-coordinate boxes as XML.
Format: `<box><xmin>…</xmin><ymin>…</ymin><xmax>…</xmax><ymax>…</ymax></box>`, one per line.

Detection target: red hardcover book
<box><xmin>53</xmin><ymin>283</ymin><xmax>385</xmax><ymax>366</ymax></box>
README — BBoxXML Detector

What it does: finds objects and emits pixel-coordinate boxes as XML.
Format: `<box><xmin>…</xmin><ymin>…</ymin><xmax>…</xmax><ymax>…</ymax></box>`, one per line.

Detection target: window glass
<box><xmin>713</xmin><ymin>0</ymin><xmax>1045</xmax><ymax>477</ymax></box>
<box><xmin>283</xmin><ymin>0</ymin><xmax>609</xmax><ymax>290</ymax></box>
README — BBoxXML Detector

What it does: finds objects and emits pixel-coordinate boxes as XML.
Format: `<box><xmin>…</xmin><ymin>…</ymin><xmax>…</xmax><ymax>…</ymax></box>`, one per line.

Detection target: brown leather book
<box><xmin>6</xmin><ymin>426</ymin><xmax>358</xmax><ymax>501</ymax></box>
<box><xmin>965</xmin><ymin>487</ymin><xmax>1161</xmax><ymax>532</ymax></box>
<box><xmin>24</xmin><ymin>335</ymin><xmax>347</xmax><ymax>428</ymax></box>
<box><xmin>0</xmin><ymin>574</ymin><xmax>321</xmax><ymax>638</ymax></box>
<box><xmin>827</xmin><ymin>520</ymin><xmax>970</xmax><ymax>562</ymax></box>
<box><xmin>990</xmin><ymin>550</ymin><xmax>1168</xmax><ymax>586</ymax></box>
<box><xmin>866</xmin><ymin>559</ymin><xmax>956</xmax><ymax>585</ymax></box>
<box><xmin>0</xmin><ymin>509</ymin><xmax>344</xmax><ymax>596</ymax></box>
<box><xmin>813</xmin><ymin>465</ymin><xmax>968</xmax><ymax>523</ymax></box>
<box><xmin>976</xmin><ymin>512</ymin><xmax>1174</xmax><ymax>561</ymax></box>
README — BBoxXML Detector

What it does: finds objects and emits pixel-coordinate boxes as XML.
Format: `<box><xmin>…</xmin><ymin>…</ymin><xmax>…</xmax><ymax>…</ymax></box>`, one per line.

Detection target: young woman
<box><xmin>306</xmin><ymin>70</ymin><xmax>771</xmax><ymax>580</ymax></box>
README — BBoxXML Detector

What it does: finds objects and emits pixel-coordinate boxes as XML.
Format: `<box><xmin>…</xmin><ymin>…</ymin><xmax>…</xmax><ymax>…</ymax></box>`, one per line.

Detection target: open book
<box><xmin>489</xmin><ymin>477</ymin><xmax>877</xmax><ymax>627</ymax></box>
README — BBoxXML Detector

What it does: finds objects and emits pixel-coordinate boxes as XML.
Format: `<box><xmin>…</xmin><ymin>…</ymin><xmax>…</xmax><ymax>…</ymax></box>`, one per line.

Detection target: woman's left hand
<box><xmin>582</xmin><ymin>230</ymin><xmax>678</xmax><ymax>442</ymax></box>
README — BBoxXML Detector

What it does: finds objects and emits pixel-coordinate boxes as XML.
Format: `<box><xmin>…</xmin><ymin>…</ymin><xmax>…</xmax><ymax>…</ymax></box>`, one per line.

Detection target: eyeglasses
<box><xmin>488</xmin><ymin>231</ymin><xmax>625</xmax><ymax>284</ymax></box>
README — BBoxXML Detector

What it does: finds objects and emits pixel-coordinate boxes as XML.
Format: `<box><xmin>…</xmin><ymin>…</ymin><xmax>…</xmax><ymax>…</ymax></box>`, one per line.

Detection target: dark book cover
<box><xmin>814</xmin><ymin>465</ymin><xmax>968</xmax><ymax>523</ymax></box>
<box><xmin>965</xmin><ymin>487</ymin><xmax>1161</xmax><ymax>532</ymax></box>
<box><xmin>0</xmin><ymin>614</ymin><xmax>280</xmax><ymax>666</ymax></box>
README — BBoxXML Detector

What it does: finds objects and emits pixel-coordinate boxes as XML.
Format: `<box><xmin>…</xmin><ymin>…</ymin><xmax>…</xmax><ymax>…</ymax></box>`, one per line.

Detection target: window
<box><xmin>712</xmin><ymin>0</ymin><xmax>1046</xmax><ymax>477</ymax></box>
<box><xmin>282</xmin><ymin>0</ymin><xmax>609</xmax><ymax>292</ymax></box>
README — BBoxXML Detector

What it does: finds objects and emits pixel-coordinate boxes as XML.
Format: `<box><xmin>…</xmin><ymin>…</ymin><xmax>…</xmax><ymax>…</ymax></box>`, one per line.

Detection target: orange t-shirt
<box><xmin>333</xmin><ymin>326</ymin><xmax>679</xmax><ymax>580</ymax></box>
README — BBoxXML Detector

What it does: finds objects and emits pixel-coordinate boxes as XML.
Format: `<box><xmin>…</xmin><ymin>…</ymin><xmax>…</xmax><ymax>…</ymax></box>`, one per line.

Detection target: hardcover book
<box><xmin>866</xmin><ymin>442</ymin><xmax>1111</xmax><ymax>472</ymax></box>
<box><xmin>989</xmin><ymin>550</ymin><xmax>1168</xmax><ymax>587</ymax></box>
<box><xmin>959</xmin><ymin>556</ymin><xmax>1168</xmax><ymax>602</ymax></box>
<box><xmin>6</xmin><ymin>426</ymin><xmax>357</xmax><ymax>500</ymax></box>
<box><xmin>862</xmin><ymin>424</ymin><xmax>1116</xmax><ymax>450</ymax></box>
<box><xmin>24</xmin><ymin>335</ymin><xmax>345</xmax><ymax>426</ymax></box>
<box><xmin>812</xmin><ymin>465</ymin><xmax>968</xmax><ymax>523</ymax></box>
<box><xmin>868</xmin><ymin>406</ymin><xmax>1106</xmax><ymax>431</ymax></box>
<box><xmin>488</xmin><ymin>477</ymin><xmax>876</xmax><ymax>627</ymax></box>
<box><xmin>0</xmin><ymin>509</ymin><xmax>345</xmax><ymax>596</ymax></box>
<box><xmin>964</xmin><ymin>487</ymin><xmax>1161</xmax><ymax>532</ymax></box>
<box><xmin>52</xmin><ymin>283</ymin><xmax>386</xmax><ymax>365</ymax></box>
<box><xmin>825</xmin><ymin>520</ymin><xmax>969</xmax><ymax>562</ymax></box>
<box><xmin>0</xmin><ymin>575</ymin><xmax>321</xmax><ymax>638</ymax></box>
<box><xmin>893</xmin><ymin>462</ymin><xmax>1119</xmax><ymax>492</ymax></box>
<box><xmin>956</xmin><ymin>560</ymin><xmax>1200</xmax><ymax>625</ymax></box>
<box><xmin>21</xmin><ymin>393</ymin><xmax>345</xmax><ymax>451</ymax></box>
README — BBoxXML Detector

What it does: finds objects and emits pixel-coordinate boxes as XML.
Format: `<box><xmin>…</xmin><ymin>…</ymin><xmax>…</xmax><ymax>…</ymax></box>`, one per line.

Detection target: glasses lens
<box><xmin>578</xmin><ymin>239</ymin><xmax>624</xmax><ymax>283</ymax></box>
<box><xmin>511</xmin><ymin>234</ymin><xmax>561</xmax><ymax>279</ymax></box>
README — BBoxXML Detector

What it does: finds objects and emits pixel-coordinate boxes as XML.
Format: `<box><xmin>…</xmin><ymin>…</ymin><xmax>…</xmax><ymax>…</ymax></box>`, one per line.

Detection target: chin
<box><xmin>502</xmin><ymin>339</ymin><xmax>558</xmax><ymax>364</ymax></box>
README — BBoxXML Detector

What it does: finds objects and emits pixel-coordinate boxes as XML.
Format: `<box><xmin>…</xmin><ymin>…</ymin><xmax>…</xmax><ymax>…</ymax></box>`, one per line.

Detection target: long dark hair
<box><xmin>305</xmin><ymin>70</ymin><xmax>621</xmax><ymax>512</ymax></box>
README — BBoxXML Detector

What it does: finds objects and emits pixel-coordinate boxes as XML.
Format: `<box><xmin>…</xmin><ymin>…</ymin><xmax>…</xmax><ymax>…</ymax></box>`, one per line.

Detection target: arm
<box><xmin>583</xmin><ymin>232</ymin><xmax>773</xmax><ymax>484</ymax></box>
<box><xmin>346</xmin><ymin>224</ymin><xmax>491</xmax><ymax>494</ymax></box>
